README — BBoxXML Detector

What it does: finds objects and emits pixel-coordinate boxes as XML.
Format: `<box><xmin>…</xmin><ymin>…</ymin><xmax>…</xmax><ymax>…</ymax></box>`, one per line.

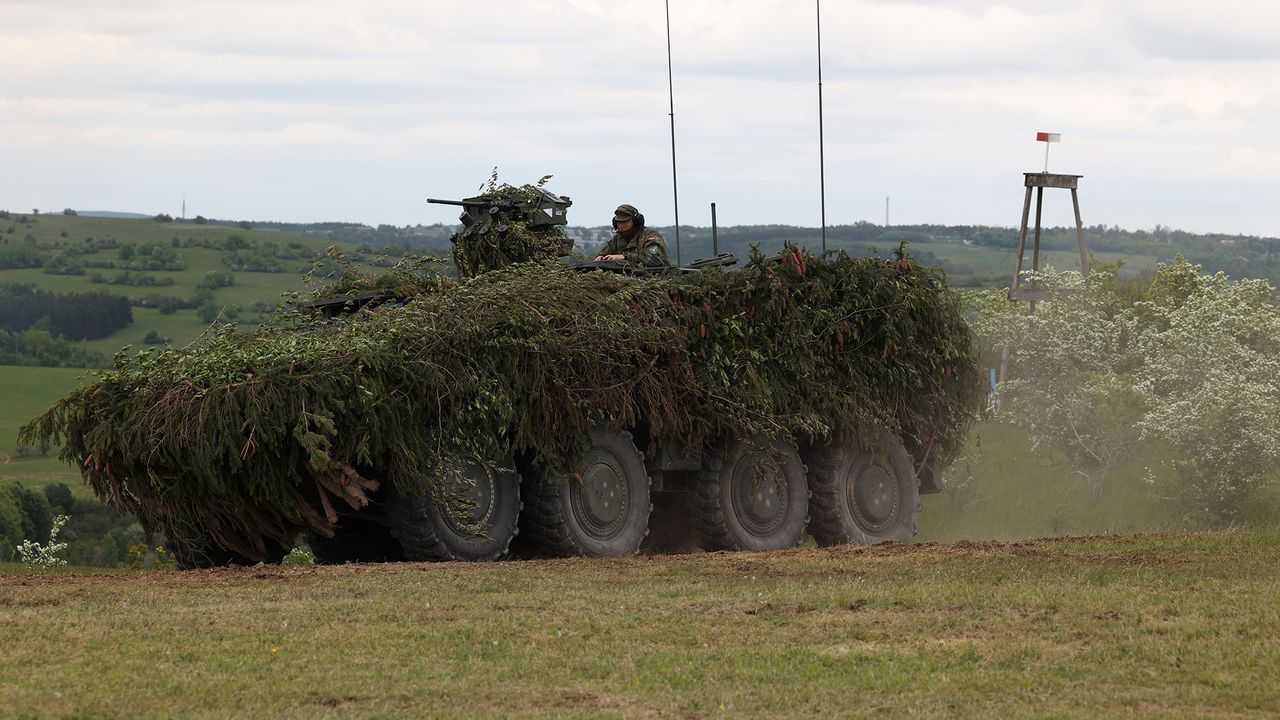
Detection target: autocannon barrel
<box><xmin>427</xmin><ymin>197</ymin><xmax>492</xmax><ymax>208</ymax></box>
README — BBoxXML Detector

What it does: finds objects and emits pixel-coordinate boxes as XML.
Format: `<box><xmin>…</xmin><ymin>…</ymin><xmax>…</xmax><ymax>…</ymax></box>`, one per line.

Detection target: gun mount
<box><xmin>430</xmin><ymin>186</ymin><xmax>576</xmax><ymax>278</ymax></box>
<box><xmin>428</xmin><ymin>187</ymin><xmax>572</xmax><ymax>230</ymax></box>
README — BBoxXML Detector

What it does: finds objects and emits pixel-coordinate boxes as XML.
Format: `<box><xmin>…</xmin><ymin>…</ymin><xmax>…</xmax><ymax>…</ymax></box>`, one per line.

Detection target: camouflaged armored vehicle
<box><xmin>23</xmin><ymin>181</ymin><xmax>982</xmax><ymax>566</ymax></box>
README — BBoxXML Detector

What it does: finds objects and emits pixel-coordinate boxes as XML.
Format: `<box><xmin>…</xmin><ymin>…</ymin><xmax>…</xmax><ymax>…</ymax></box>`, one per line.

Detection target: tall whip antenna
<box><xmin>816</xmin><ymin>0</ymin><xmax>827</xmax><ymax>254</ymax></box>
<box><xmin>665</xmin><ymin>0</ymin><xmax>682</xmax><ymax>266</ymax></box>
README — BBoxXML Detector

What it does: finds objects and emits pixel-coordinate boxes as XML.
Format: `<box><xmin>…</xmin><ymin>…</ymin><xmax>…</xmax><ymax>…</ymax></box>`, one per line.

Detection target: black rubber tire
<box><xmin>806</xmin><ymin>431</ymin><xmax>919</xmax><ymax>546</ymax></box>
<box><xmin>518</xmin><ymin>428</ymin><xmax>652</xmax><ymax>557</ymax></box>
<box><xmin>389</xmin><ymin>457</ymin><xmax>522</xmax><ymax>562</ymax></box>
<box><xmin>693</xmin><ymin>435</ymin><xmax>809</xmax><ymax>552</ymax></box>
<box><xmin>306</xmin><ymin>516</ymin><xmax>404</xmax><ymax>564</ymax></box>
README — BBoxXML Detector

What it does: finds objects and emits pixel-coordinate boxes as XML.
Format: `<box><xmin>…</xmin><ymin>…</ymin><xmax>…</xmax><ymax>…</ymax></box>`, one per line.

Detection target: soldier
<box><xmin>595</xmin><ymin>204</ymin><xmax>670</xmax><ymax>268</ymax></box>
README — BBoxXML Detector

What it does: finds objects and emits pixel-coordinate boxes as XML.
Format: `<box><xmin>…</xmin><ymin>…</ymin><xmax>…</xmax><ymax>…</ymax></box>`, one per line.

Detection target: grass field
<box><xmin>2</xmin><ymin>531</ymin><xmax>1277</xmax><ymax>718</ymax></box>
<box><xmin>0</xmin><ymin>366</ymin><xmax>91</xmax><ymax>495</ymax></box>
<box><xmin>1</xmin><ymin>214</ymin><xmax>361</xmax><ymax>359</ymax></box>
<box><xmin>918</xmin><ymin>422</ymin><xmax>1183</xmax><ymax>542</ymax></box>
<box><xmin>1</xmin><ymin>215</ymin><xmax>362</xmax><ymax>495</ymax></box>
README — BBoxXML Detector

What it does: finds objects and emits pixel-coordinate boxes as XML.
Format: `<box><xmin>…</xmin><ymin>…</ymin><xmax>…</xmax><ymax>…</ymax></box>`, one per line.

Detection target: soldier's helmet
<box><xmin>613</xmin><ymin>203</ymin><xmax>643</xmax><ymax>228</ymax></box>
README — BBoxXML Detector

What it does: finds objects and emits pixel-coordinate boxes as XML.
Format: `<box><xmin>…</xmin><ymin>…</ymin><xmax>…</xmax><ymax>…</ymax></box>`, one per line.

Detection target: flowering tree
<box><xmin>1133</xmin><ymin>260</ymin><xmax>1280</xmax><ymax>518</ymax></box>
<box><xmin>969</xmin><ymin>257</ymin><xmax>1280</xmax><ymax>522</ymax></box>
<box><xmin>970</xmin><ymin>269</ymin><xmax>1145</xmax><ymax>504</ymax></box>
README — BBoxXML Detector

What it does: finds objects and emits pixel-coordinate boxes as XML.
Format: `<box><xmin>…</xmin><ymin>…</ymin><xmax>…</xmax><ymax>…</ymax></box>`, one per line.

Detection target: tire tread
<box><xmin>693</xmin><ymin>436</ymin><xmax>808</xmax><ymax>552</ymax></box>
<box><xmin>518</xmin><ymin>429</ymin><xmax>651</xmax><ymax>557</ymax></box>
<box><xmin>805</xmin><ymin>432</ymin><xmax>918</xmax><ymax>546</ymax></box>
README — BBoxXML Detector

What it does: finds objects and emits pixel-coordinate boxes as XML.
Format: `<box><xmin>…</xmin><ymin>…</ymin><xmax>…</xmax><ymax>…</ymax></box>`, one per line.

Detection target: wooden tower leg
<box><xmin>1072</xmin><ymin>188</ymin><xmax>1089</xmax><ymax>277</ymax></box>
<box><xmin>1030</xmin><ymin>186</ymin><xmax>1044</xmax><ymax>311</ymax></box>
<box><xmin>1011</xmin><ymin>186</ymin><xmax>1033</xmax><ymax>296</ymax></box>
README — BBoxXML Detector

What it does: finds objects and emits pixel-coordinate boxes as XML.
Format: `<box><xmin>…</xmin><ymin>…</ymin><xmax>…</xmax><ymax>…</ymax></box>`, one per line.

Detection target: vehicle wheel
<box><xmin>306</xmin><ymin>515</ymin><xmax>404</xmax><ymax>564</ymax></box>
<box><xmin>806</xmin><ymin>431</ymin><xmax>919</xmax><ymax>546</ymax></box>
<box><xmin>693</xmin><ymin>435</ymin><xmax>809</xmax><ymax>551</ymax></box>
<box><xmin>389</xmin><ymin>457</ymin><xmax>522</xmax><ymax>562</ymax></box>
<box><xmin>519</xmin><ymin>428</ymin><xmax>651</xmax><ymax>557</ymax></box>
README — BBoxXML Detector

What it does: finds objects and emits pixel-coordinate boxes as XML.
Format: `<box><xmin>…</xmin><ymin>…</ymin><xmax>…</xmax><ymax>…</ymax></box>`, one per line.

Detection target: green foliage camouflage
<box><xmin>22</xmin><ymin>235</ymin><xmax>982</xmax><ymax>561</ymax></box>
<box><xmin>448</xmin><ymin>178</ymin><xmax>574</xmax><ymax>278</ymax></box>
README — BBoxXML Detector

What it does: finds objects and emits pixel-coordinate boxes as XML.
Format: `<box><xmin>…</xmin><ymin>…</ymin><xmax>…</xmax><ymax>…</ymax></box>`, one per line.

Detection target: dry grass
<box><xmin>3</xmin><ymin>531</ymin><xmax>1279</xmax><ymax>718</ymax></box>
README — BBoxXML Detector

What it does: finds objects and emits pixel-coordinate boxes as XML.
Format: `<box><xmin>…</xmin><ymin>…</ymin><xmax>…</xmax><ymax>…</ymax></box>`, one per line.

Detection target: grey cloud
<box><xmin>1151</xmin><ymin>101</ymin><xmax>1198</xmax><ymax>124</ymax></box>
<box><xmin>2</xmin><ymin>0</ymin><xmax>1280</xmax><ymax>235</ymax></box>
<box><xmin>1118</xmin><ymin>1</ymin><xmax>1280</xmax><ymax>61</ymax></box>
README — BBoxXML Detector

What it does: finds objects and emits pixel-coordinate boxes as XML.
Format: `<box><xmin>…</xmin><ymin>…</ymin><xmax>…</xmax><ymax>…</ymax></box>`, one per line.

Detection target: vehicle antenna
<box><xmin>816</xmin><ymin>0</ymin><xmax>828</xmax><ymax>254</ymax></box>
<box><xmin>711</xmin><ymin>202</ymin><xmax>719</xmax><ymax>255</ymax></box>
<box><xmin>665</xmin><ymin>0</ymin><xmax>682</xmax><ymax>266</ymax></box>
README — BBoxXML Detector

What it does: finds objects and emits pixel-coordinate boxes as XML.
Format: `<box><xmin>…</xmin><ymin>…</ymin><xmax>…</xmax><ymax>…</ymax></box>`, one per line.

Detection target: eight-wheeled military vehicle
<box><xmin>23</xmin><ymin>180</ymin><xmax>978</xmax><ymax>568</ymax></box>
<box><xmin>304</xmin><ymin>188</ymin><xmax>950</xmax><ymax>564</ymax></box>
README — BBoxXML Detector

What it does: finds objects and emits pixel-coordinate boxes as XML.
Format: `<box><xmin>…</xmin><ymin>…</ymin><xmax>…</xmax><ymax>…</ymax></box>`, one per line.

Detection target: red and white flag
<box><xmin>1036</xmin><ymin>132</ymin><xmax>1061</xmax><ymax>143</ymax></box>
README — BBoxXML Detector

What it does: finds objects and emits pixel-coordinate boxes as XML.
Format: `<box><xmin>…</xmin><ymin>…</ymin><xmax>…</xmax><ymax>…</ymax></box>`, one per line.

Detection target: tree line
<box><xmin>0</xmin><ymin>482</ymin><xmax>140</xmax><ymax>566</ymax></box>
<box><xmin>0</xmin><ymin>284</ymin><xmax>132</xmax><ymax>340</ymax></box>
<box><xmin>0</xmin><ymin>329</ymin><xmax>107</xmax><ymax>368</ymax></box>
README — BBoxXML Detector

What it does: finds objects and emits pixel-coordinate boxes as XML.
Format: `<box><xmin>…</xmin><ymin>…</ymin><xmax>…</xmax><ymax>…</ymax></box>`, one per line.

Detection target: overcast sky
<box><xmin>2</xmin><ymin>0</ymin><xmax>1278</xmax><ymax>236</ymax></box>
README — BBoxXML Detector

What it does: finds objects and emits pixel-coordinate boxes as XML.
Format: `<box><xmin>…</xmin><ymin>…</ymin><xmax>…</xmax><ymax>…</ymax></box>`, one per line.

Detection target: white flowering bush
<box><xmin>1134</xmin><ymin>261</ymin><xmax>1280</xmax><ymax>518</ymax></box>
<box><xmin>969</xmin><ymin>257</ymin><xmax>1280</xmax><ymax>523</ymax></box>
<box><xmin>969</xmin><ymin>268</ymin><xmax>1146</xmax><ymax>504</ymax></box>
<box><xmin>16</xmin><ymin>513</ymin><xmax>69</xmax><ymax>569</ymax></box>
<box><xmin>282</xmin><ymin>545</ymin><xmax>314</xmax><ymax>565</ymax></box>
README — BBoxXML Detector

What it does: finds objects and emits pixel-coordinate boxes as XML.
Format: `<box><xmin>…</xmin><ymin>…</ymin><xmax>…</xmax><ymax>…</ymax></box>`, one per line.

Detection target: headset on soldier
<box><xmin>612</xmin><ymin>204</ymin><xmax>645</xmax><ymax>231</ymax></box>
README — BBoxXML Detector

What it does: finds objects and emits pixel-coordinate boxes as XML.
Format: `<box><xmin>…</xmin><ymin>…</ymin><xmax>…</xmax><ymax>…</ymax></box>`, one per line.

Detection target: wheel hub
<box><xmin>571</xmin><ymin>455</ymin><xmax>628</xmax><ymax>539</ymax></box>
<box><xmin>847</xmin><ymin>459</ymin><xmax>899</xmax><ymax>532</ymax></box>
<box><xmin>439</xmin><ymin>462</ymin><xmax>497</xmax><ymax>535</ymax></box>
<box><xmin>731</xmin><ymin>457</ymin><xmax>788</xmax><ymax>537</ymax></box>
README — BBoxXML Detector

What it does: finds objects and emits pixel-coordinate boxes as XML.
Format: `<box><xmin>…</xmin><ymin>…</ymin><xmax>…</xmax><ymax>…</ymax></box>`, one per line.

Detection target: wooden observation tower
<box><xmin>995</xmin><ymin>133</ymin><xmax>1091</xmax><ymax>404</ymax></box>
<box><xmin>1008</xmin><ymin>171</ymin><xmax>1090</xmax><ymax>302</ymax></box>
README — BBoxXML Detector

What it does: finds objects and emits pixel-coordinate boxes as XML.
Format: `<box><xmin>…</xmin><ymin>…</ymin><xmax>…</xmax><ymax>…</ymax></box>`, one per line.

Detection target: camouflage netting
<box><xmin>22</xmin><ymin>221</ymin><xmax>983</xmax><ymax>562</ymax></box>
